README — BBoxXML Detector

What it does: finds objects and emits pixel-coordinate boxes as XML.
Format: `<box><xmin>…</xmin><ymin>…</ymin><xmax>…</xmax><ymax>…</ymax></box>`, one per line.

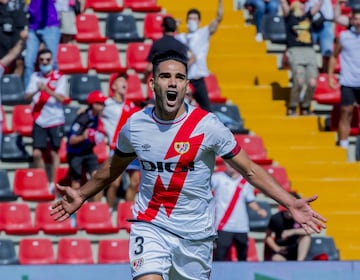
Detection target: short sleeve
<box><xmin>244</xmin><ymin>184</ymin><xmax>256</xmax><ymax>203</ymax></box>
<box><xmin>55</xmin><ymin>75</ymin><xmax>68</xmax><ymax>96</ymax></box>
<box><xmin>116</xmin><ymin>120</ymin><xmax>135</xmax><ymax>155</ymax></box>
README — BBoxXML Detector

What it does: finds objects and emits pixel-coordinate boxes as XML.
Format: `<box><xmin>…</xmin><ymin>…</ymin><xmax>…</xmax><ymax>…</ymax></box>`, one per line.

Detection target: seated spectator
<box><xmin>264</xmin><ymin>192</ymin><xmax>312</xmax><ymax>261</ymax></box>
<box><xmin>66</xmin><ymin>90</ymin><xmax>106</xmax><ymax>202</ymax></box>
<box><xmin>280</xmin><ymin>0</ymin><xmax>322</xmax><ymax>116</ymax></box>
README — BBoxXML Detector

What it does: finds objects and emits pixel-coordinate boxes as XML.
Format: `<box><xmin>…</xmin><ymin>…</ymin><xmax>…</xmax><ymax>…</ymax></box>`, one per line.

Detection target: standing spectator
<box><xmin>24</xmin><ymin>48</ymin><xmax>68</xmax><ymax>190</ymax></box>
<box><xmin>0</xmin><ymin>0</ymin><xmax>27</xmax><ymax>75</ymax></box>
<box><xmin>176</xmin><ymin>0</ymin><xmax>223</xmax><ymax>112</ymax></box>
<box><xmin>328</xmin><ymin>9</ymin><xmax>360</xmax><ymax>149</ymax></box>
<box><xmin>101</xmin><ymin>74</ymin><xmax>140</xmax><ymax>208</ymax></box>
<box><xmin>264</xmin><ymin>192</ymin><xmax>312</xmax><ymax>261</ymax></box>
<box><xmin>66</xmin><ymin>90</ymin><xmax>106</xmax><ymax>202</ymax></box>
<box><xmin>334</xmin><ymin>0</ymin><xmax>351</xmax><ymax>26</ymax></box>
<box><xmin>305</xmin><ymin>0</ymin><xmax>335</xmax><ymax>72</ymax></box>
<box><xmin>24</xmin><ymin>0</ymin><xmax>61</xmax><ymax>88</ymax></box>
<box><xmin>212</xmin><ymin>162</ymin><xmax>268</xmax><ymax>261</ymax></box>
<box><xmin>280</xmin><ymin>0</ymin><xmax>322</xmax><ymax>116</ymax></box>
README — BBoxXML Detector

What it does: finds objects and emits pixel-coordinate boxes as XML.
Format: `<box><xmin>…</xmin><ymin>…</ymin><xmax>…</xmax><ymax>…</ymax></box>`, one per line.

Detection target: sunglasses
<box><xmin>39</xmin><ymin>58</ymin><xmax>52</xmax><ymax>63</ymax></box>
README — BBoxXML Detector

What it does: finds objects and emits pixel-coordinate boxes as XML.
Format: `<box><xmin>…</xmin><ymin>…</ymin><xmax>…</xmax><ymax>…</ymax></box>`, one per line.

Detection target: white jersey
<box><xmin>25</xmin><ymin>70</ymin><xmax>67</xmax><ymax>128</ymax></box>
<box><xmin>102</xmin><ymin>98</ymin><xmax>125</xmax><ymax>142</ymax></box>
<box><xmin>211</xmin><ymin>172</ymin><xmax>255</xmax><ymax>233</ymax></box>
<box><xmin>117</xmin><ymin>104</ymin><xmax>240</xmax><ymax>240</ymax></box>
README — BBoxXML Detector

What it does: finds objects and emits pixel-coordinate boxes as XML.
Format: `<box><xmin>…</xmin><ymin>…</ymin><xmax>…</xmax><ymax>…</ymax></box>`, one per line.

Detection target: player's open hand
<box><xmin>50</xmin><ymin>185</ymin><xmax>84</xmax><ymax>222</ymax></box>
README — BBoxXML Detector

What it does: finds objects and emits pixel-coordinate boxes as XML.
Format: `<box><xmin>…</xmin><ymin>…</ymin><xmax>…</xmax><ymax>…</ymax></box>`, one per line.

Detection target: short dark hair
<box><xmin>38</xmin><ymin>48</ymin><xmax>52</xmax><ymax>58</ymax></box>
<box><xmin>352</xmin><ymin>8</ymin><xmax>360</xmax><ymax>16</ymax></box>
<box><xmin>162</xmin><ymin>16</ymin><xmax>177</xmax><ymax>32</ymax></box>
<box><xmin>187</xmin><ymin>8</ymin><xmax>201</xmax><ymax>20</ymax></box>
<box><xmin>152</xmin><ymin>50</ymin><xmax>188</xmax><ymax>76</ymax></box>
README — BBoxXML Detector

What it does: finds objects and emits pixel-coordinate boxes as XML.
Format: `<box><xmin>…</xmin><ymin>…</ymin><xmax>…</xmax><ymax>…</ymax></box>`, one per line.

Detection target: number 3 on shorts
<box><xmin>134</xmin><ymin>236</ymin><xmax>144</xmax><ymax>255</ymax></box>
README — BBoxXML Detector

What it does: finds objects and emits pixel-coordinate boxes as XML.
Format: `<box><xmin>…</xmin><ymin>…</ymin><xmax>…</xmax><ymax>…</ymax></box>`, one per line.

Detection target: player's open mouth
<box><xmin>167</xmin><ymin>91</ymin><xmax>177</xmax><ymax>102</ymax></box>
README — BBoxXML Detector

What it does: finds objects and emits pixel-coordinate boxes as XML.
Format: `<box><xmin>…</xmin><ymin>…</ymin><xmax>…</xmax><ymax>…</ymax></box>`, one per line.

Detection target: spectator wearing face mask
<box><xmin>25</xmin><ymin>48</ymin><xmax>69</xmax><ymax>190</ymax></box>
<box><xmin>176</xmin><ymin>0</ymin><xmax>223</xmax><ymax>112</ymax></box>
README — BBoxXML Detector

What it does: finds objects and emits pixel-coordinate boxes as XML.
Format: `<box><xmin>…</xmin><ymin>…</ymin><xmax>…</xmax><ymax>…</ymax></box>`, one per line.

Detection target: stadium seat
<box><xmin>123</xmin><ymin>0</ymin><xmax>162</xmax><ymax>12</ymax></box>
<box><xmin>234</xmin><ymin>135</ymin><xmax>273</xmax><ymax>165</ymax></box>
<box><xmin>105</xmin><ymin>13</ymin><xmax>143</xmax><ymax>43</ymax></box>
<box><xmin>93</xmin><ymin>140</ymin><xmax>109</xmax><ymax>163</ymax></box>
<box><xmin>88</xmin><ymin>43</ymin><xmax>127</xmax><ymax>73</ymax></box>
<box><xmin>11</xmin><ymin>105</ymin><xmax>33</xmax><ymax>137</ymax></box>
<box><xmin>64</xmin><ymin>105</ymin><xmax>80</xmax><ymax>135</ymax></box>
<box><xmin>85</xmin><ymin>0</ymin><xmax>124</xmax><ymax>12</ymax></box>
<box><xmin>1</xmin><ymin>133</ymin><xmax>31</xmax><ymax>162</ymax></box>
<box><xmin>69</xmin><ymin>74</ymin><xmax>102</xmax><ymax>104</ymax></box>
<box><xmin>330</xmin><ymin>104</ymin><xmax>360</xmax><ymax>135</ymax></box>
<box><xmin>313</xmin><ymin>74</ymin><xmax>341</xmax><ymax>105</ymax></box>
<box><xmin>261</xmin><ymin>15</ymin><xmax>287</xmax><ymax>44</ymax></box>
<box><xmin>225</xmin><ymin>237</ymin><xmax>259</xmax><ymax>262</ymax></box>
<box><xmin>204</xmin><ymin>74</ymin><xmax>227</xmax><ymax>103</ymax></box>
<box><xmin>0</xmin><ymin>239</ymin><xmax>19</xmax><ymax>264</ymax></box>
<box><xmin>117</xmin><ymin>201</ymin><xmax>135</xmax><ymax>232</ymax></box>
<box><xmin>247</xmin><ymin>200</ymin><xmax>272</xmax><ymax>232</ymax></box>
<box><xmin>125</xmin><ymin>74</ymin><xmax>146</xmax><ymax>103</ymax></box>
<box><xmin>13</xmin><ymin>168</ymin><xmax>55</xmax><ymax>201</ymax></box>
<box><xmin>57</xmin><ymin>238</ymin><xmax>94</xmax><ymax>264</ymax></box>
<box><xmin>143</xmin><ymin>13</ymin><xmax>171</xmax><ymax>41</ymax></box>
<box><xmin>98</xmin><ymin>239</ymin><xmax>130</xmax><ymax>264</ymax></box>
<box><xmin>262</xmin><ymin>165</ymin><xmax>291</xmax><ymax>192</ymax></box>
<box><xmin>305</xmin><ymin>236</ymin><xmax>340</xmax><ymax>261</ymax></box>
<box><xmin>347</xmin><ymin>0</ymin><xmax>360</xmax><ymax>9</ymax></box>
<box><xmin>0</xmin><ymin>169</ymin><xmax>18</xmax><ymax>202</ymax></box>
<box><xmin>126</xmin><ymin>42</ymin><xmax>152</xmax><ymax>73</ymax></box>
<box><xmin>57</xmin><ymin>43</ymin><xmax>88</xmax><ymax>74</ymax></box>
<box><xmin>76</xmin><ymin>202</ymin><xmax>118</xmax><ymax>234</ymax></box>
<box><xmin>19</xmin><ymin>238</ymin><xmax>56</xmax><ymax>264</ymax></box>
<box><xmin>0</xmin><ymin>202</ymin><xmax>39</xmax><ymax>235</ymax></box>
<box><xmin>1</xmin><ymin>74</ymin><xmax>26</xmax><ymax>105</ymax></box>
<box><xmin>58</xmin><ymin>138</ymin><xmax>67</xmax><ymax>164</ymax></box>
<box><xmin>75</xmin><ymin>13</ymin><xmax>107</xmax><ymax>43</ymax></box>
<box><xmin>1</xmin><ymin>106</ymin><xmax>12</xmax><ymax>134</ymax></box>
<box><xmin>35</xmin><ymin>202</ymin><xmax>78</xmax><ymax>235</ymax></box>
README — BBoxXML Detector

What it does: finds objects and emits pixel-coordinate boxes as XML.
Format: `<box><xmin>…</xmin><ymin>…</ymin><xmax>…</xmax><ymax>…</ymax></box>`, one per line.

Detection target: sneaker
<box><xmin>287</xmin><ymin>108</ymin><xmax>298</xmax><ymax>116</ymax></box>
<box><xmin>255</xmin><ymin>33</ymin><xmax>263</xmax><ymax>42</ymax></box>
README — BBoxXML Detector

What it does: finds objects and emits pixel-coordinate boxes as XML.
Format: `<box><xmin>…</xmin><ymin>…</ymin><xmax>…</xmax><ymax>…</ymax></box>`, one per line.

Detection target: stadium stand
<box><xmin>85</xmin><ymin>0</ymin><xmax>124</xmax><ymax>12</ymax></box>
<box><xmin>126</xmin><ymin>42</ymin><xmax>152</xmax><ymax>73</ymax></box>
<box><xmin>19</xmin><ymin>238</ymin><xmax>56</xmax><ymax>264</ymax></box>
<box><xmin>0</xmin><ymin>239</ymin><xmax>19</xmax><ymax>265</ymax></box>
<box><xmin>0</xmin><ymin>133</ymin><xmax>30</xmax><ymax>162</ymax></box>
<box><xmin>57</xmin><ymin>43</ymin><xmax>88</xmax><ymax>74</ymax></box>
<box><xmin>98</xmin><ymin>239</ymin><xmax>130</xmax><ymax>264</ymax></box>
<box><xmin>143</xmin><ymin>13</ymin><xmax>171</xmax><ymax>41</ymax></box>
<box><xmin>75</xmin><ymin>14</ymin><xmax>107</xmax><ymax>43</ymax></box>
<box><xmin>0</xmin><ymin>169</ymin><xmax>18</xmax><ymax>202</ymax></box>
<box><xmin>11</xmin><ymin>105</ymin><xmax>33</xmax><ymax>137</ymax></box>
<box><xmin>123</xmin><ymin>0</ymin><xmax>162</xmax><ymax>12</ymax></box>
<box><xmin>105</xmin><ymin>13</ymin><xmax>143</xmax><ymax>43</ymax></box>
<box><xmin>1</xmin><ymin>74</ymin><xmax>26</xmax><ymax>106</ymax></box>
<box><xmin>69</xmin><ymin>74</ymin><xmax>102</xmax><ymax>103</ymax></box>
<box><xmin>117</xmin><ymin>201</ymin><xmax>135</xmax><ymax>233</ymax></box>
<box><xmin>57</xmin><ymin>238</ymin><xmax>94</xmax><ymax>264</ymax></box>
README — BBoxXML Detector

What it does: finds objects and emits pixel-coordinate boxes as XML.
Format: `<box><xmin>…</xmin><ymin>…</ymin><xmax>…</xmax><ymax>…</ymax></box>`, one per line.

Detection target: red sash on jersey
<box><xmin>32</xmin><ymin>71</ymin><xmax>62</xmax><ymax>121</ymax></box>
<box><xmin>110</xmin><ymin>100</ymin><xmax>140</xmax><ymax>150</ymax></box>
<box><xmin>217</xmin><ymin>177</ymin><xmax>247</xmax><ymax>231</ymax></box>
<box><xmin>137</xmin><ymin>108</ymin><xmax>208</xmax><ymax>221</ymax></box>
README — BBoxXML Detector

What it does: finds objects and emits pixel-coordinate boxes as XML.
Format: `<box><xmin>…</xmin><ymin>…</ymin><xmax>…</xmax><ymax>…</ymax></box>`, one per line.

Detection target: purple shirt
<box><xmin>28</xmin><ymin>0</ymin><xmax>60</xmax><ymax>30</ymax></box>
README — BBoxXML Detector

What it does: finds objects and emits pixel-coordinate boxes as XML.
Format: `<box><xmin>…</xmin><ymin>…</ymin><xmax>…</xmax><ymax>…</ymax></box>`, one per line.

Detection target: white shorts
<box><xmin>129</xmin><ymin>222</ymin><xmax>213</xmax><ymax>280</ymax></box>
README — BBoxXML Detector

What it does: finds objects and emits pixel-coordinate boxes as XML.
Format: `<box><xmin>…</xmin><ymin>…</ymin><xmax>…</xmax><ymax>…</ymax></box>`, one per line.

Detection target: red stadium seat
<box><xmin>76</xmin><ymin>202</ymin><xmax>119</xmax><ymax>234</ymax></box>
<box><xmin>58</xmin><ymin>138</ymin><xmax>67</xmax><ymax>163</ymax></box>
<box><xmin>13</xmin><ymin>168</ymin><xmax>55</xmax><ymax>201</ymax></box>
<box><xmin>1</xmin><ymin>106</ymin><xmax>12</xmax><ymax>134</ymax></box>
<box><xmin>12</xmin><ymin>105</ymin><xmax>33</xmax><ymax>137</ymax></box>
<box><xmin>88</xmin><ymin>43</ymin><xmax>127</xmax><ymax>73</ymax></box>
<box><xmin>0</xmin><ymin>202</ymin><xmax>39</xmax><ymax>235</ymax></box>
<box><xmin>330</xmin><ymin>104</ymin><xmax>360</xmax><ymax>135</ymax></box>
<box><xmin>262</xmin><ymin>165</ymin><xmax>291</xmax><ymax>192</ymax></box>
<box><xmin>75</xmin><ymin>14</ymin><xmax>107</xmax><ymax>43</ymax></box>
<box><xmin>85</xmin><ymin>0</ymin><xmax>124</xmax><ymax>12</ymax></box>
<box><xmin>204</xmin><ymin>74</ymin><xmax>227</xmax><ymax>103</ymax></box>
<box><xmin>126</xmin><ymin>42</ymin><xmax>152</xmax><ymax>73</ymax></box>
<box><xmin>54</xmin><ymin>166</ymin><xmax>71</xmax><ymax>187</ymax></box>
<box><xmin>35</xmin><ymin>202</ymin><xmax>78</xmax><ymax>235</ymax></box>
<box><xmin>57</xmin><ymin>238</ymin><xmax>94</xmax><ymax>264</ymax></box>
<box><xmin>93</xmin><ymin>140</ymin><xmax>109</xmax><ymax>163</ymax></box>
<box><xmin>234</xmin><ymin>135</ymin><xmax>273</xmax><ymax>165</ymax></box>
<box><xmin>117</xmin><ymin>201</ymin><xmax>134</xmax><ymax>233</ymax></box>
<box><xmin>98</xmin><ymin>239</ymin><xmax>130</xmax><ymax>264</ymax></box>
<box><xmin>143</xmin><ymin>13</ymin><xmax>171</xmax><ymax>41</ymax></box>
<box><xmin>123</xmin><ymin>0</ymin><xmax>162</xmax><ymax>12</ymax></box>
<box><xmin>19</xmin><ymin>238</ymin><xmax>56</xmax><ymax>264</ymax></box>
<box><xmin>313</xmin><ymin>74</ymin><xmax>341</xmax><ymax>105</ymax></box>
<box><xmin>57</xmin><ymin>43</ymin><xmax>88</xmax><ymax>74</ymax></box>
<box><xmin>108</xmin><ymin>73</ymin><xmax>145</xmax><ymax>103</ymax></box>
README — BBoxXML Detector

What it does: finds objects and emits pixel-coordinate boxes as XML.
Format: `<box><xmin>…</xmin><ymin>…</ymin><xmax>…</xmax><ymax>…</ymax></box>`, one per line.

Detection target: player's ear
<box><xmin>149</xmin><ymin>78</ymin><xmax>155</xmax><ymax>91</ymax></box>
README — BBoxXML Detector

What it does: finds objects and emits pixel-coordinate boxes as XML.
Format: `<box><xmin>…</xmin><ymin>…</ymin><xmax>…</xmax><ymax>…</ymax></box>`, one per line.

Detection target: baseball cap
<box><xmin>162</xmin><ymin>16</ymin><xmax>177</xmax><ymax>32</ymax></box>
<box><xmin>87</xmin><ymin>90</ymin><xmax>107</xmax><ymax>105</ymax></box>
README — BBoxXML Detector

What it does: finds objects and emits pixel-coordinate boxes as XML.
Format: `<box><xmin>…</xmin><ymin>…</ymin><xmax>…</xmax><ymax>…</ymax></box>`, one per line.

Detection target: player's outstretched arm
<box><xmin>226</xmin><ymin>149</ymin><xmax>327</xmax><ymax>234</ymax></box>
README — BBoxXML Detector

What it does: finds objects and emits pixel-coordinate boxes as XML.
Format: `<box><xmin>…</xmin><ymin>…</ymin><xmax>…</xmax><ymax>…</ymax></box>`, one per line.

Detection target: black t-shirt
<box><xmin>285</xmin><ymin>11</ymin><xmax>313</xmax><ymax>48</ymax></box>
<box><xmin>147</xmin><ymin>35</ymin><xmax>189</xmax><ymax>62</ymax></box>
<box><xmin>268</xmin><ymin>211</ymin><xmax>300</xmax><ymax>247</ymax></box>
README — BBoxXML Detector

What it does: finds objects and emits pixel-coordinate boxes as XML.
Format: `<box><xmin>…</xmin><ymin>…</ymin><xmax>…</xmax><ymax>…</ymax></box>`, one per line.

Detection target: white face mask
<box><xmin>187</xmin><ymin>20</ymin><xmax>198</xmax><ymax>33</ymax></box>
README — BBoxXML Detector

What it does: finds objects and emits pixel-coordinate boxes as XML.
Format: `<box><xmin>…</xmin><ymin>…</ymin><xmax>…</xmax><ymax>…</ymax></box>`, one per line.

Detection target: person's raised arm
<box><xmin>280</xmin><ymin>0</ymin><xmax>290</xmax><ymax>17</ymax></box>
<box><xmin>0</xmin><ymin>30</ymin><xmax>27</xmax><ymax>67</ymax></box>
<box><xmin>209</xmin><ymin>0</ymin><xmax>223</xmax><ymax>35</ymax></box>
<box><xmin>334</xmin><ymin>0</ymin><xmax>350</xmax><ymax>26</ymax></box>
<box><xmin>328</xmin><ymin>38</ymin><xmax>342</xmax><ymax>88</ymax></box>
<box><xmin>310</xmin><ymin>0</ymin><xmax>323</xmax><ymax>15</ymax></box>
<box><xmin>226</xmin><ymin>149</ymin><xmax>327</xmax><ymax>234</ymax></box>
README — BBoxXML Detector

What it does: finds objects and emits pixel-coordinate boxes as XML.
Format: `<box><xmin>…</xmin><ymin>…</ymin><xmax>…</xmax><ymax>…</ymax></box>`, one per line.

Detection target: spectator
<box><xmin>101</xmin><ymin>74</ymin><xmax>140</xmax><ymax>208</ymax></box>
<box><xmin>280</xmin><ymin>0</ymin><xmax>322</xmax><ymax>116</ymax></box>
<box><xmin>305</xmin><ymin>0</ymin><xmax>334</xmax><ymax>72</ymax></box>
<box><xmin>24</xmin><ymin>48</ymin><xmax>68</xmax><ymax>191</ymax></box>
<box><xmin>24</xmin><ymin>0</ymin><xmax>61</xmax><ymax>88</ymax></box>
<box><xmin>176</xmin><ymin>0</ymin><xmax>223</xmax><ymax>112</ymax></box>
<box><xmin>328</xmin><ymin>9</ymin><xmax>360</xmax><ymax>149</ymax></box>
<box><xmin>334</xmin><ymin>0</ymin><xmax>351</xmax><ymax>26</ymax></box>
<box><xmin>66</xmin><ymin>90</ymin><xmax>106</xmax><ymax>202</ymax></box>
<box><xmin>212</xmin><ymin>162</ymin><xmax>268</xmax><ymax>261</ymax></box>
<box><xmin>0</xmin><ymin>0</ymin><xmax>27</xmax><ymax>75</ymax></box>
<box><xmin>264</xmin><ymin>192</ymin><xmax>312</xmax><ymax>261</ymax></box>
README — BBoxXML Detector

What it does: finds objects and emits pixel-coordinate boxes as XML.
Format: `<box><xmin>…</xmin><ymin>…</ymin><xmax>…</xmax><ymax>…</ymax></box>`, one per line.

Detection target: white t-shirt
<box><xmin>305</xmin><ymin>0</ymin><xmax>334</xmax><ymax>20</ymax></box>
<box><xmin>102</xmin><ymin>98</ymin><xmax>125</xmax><ymax>143</ymax></box>
<box><xmin>117</xmin><ymin>104</ymin><xmax>239</xmax><ymax>240</ymax></box>
<box><xmin>176</xmin><ymin>26</ymin><xmax>211</xmax><ymax>80</ymax></box>
<box><xmin>211</xmin><ymin>171</ymin><xmax>255</xmax><ymax>233</ymax></box>
<box><xmin>55</xmin><ymin>0</ymin><xmax>72</xmax><ymax>12</ymax></box>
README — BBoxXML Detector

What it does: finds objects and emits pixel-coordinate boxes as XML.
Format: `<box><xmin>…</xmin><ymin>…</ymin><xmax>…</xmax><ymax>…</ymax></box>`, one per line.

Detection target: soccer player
<box><xmin>51</xmin><ymin>50</ymin><xmax>326</xmax><ymax>280</ymax></box>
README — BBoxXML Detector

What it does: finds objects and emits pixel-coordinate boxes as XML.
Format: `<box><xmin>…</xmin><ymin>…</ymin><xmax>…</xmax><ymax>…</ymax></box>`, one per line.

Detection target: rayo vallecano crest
<box><xmin>174</xmin><ymin>142</ymin><xmax>190</xmax><ymax>154</ymax></box>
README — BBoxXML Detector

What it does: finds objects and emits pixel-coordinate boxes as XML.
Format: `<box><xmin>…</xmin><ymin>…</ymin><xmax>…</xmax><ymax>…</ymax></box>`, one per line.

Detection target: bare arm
<box><xmin>209</xmin><ymin>0</ymin><xmax>223</xmax><ymax>35</ymax></box>
<box><xmin>334</xmin><ymin>0</ymin><xmax>350</xmax><ymax>26</ymax></box>
<box><xmin>248</xmin><ymin>201</ymin><xmax>268</xmax><ymax>217</ymax></box>
<box><xmin>0</xmin><ymin>30</ymin><xmax>27</xmax><ymax>67</ymax></box>
<box><xmin>265</xmin><ymin>229</ymin><xmax>282</xmax><ymax>253</ymax></box>
<box><xmin>310</xmin><ymin>0</ymin><xmax>323</xmax><ymax>15</ymax></box>
<box><xmin>280</xmin><ymin>0</ymin><xmax>290</xmax><ymax>17</ymax></box>
<box><xmin>328</xmin><ymin>38</ymin><xmax>342</xmax><ymax>88</ymax></box>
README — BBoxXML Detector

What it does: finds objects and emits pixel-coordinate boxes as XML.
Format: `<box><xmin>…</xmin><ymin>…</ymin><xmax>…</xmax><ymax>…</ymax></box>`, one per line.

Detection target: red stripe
<box><xmin>217</xmin><ymin>177</ymin><xmax>247</xmax><ymax>231</ymax></box>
